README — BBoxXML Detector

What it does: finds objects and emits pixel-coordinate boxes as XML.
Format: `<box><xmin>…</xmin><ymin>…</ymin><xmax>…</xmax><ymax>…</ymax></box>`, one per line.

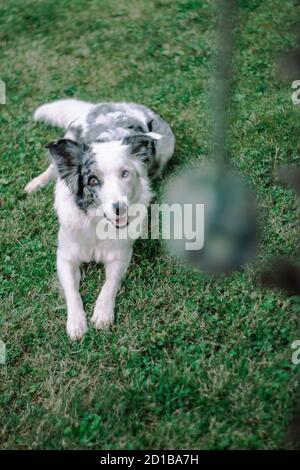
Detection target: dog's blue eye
<box><xmin>121</xmin><ymin>170</ymin><xmax>129</xmax><ymax>178</ymax></box>
<box><xmin>88</xmin><ymin>176</ymin><xmax>100</xmax><ymax>186</ymax></box>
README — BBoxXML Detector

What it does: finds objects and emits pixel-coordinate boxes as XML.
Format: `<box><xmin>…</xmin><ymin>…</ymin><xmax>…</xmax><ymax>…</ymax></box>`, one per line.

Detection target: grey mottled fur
<box><xmin>65</xmin><ymin>102</ymin><xmax>174</xmax><ymax>177</ymax></box>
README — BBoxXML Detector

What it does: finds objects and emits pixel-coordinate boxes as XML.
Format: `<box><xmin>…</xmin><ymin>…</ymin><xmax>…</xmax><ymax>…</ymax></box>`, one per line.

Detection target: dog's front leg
<box><xmin>91</xmin><ymin>255</ymin><xmax>131</xmax><ymax>330</ymax></box>
<box><xmin>57</xmin><ymin>251</ymin><xmax>87</xmax><ymax>340</ymax></box>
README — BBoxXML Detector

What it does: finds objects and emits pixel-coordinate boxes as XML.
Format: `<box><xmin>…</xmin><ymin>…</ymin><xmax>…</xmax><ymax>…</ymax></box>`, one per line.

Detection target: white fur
<box><xmin>26</xmin><ymin>99</ymin><xmax>175</xmax><ymax>339</ymax></box>
<box><xmin>34</xmin><ymin>99</ymin><xmax>93</xmax><ymax>129</ymax></box>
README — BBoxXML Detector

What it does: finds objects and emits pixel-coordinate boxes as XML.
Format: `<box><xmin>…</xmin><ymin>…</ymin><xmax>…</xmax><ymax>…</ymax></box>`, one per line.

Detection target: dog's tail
<box><xmin>34</xmin><ymin>99</ymin><xmax>93</xmax><ymax>129</ymax></box>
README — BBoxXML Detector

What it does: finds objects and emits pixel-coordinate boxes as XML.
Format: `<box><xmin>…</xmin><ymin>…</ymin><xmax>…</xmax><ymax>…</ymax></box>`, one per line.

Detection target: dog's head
<box><xmin>47</xmin><ymin>135</ymin><xmax>159</xmax><ymax>227</ymax></box>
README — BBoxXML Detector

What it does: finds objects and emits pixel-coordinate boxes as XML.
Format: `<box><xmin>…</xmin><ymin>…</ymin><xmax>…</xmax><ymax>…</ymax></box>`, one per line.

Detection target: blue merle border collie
<box><xmin>25</xmin><ymin>99</ymin><xmax>175</xmax><ymax>339</ymax></box>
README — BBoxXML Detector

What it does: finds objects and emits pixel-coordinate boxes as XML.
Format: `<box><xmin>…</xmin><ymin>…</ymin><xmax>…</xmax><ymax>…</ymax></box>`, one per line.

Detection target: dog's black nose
<box><xmin>113</xmin><ymin>201</ymin><xmax>127</xmax><ymax>216</ymax></box>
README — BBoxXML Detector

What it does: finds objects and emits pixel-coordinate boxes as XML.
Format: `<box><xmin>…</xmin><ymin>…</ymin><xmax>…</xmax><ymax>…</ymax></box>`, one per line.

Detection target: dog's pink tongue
<box><xmin>116</xmin><ymin>216</ymin><xmax>127</xmax><ymax>226</ymax></box>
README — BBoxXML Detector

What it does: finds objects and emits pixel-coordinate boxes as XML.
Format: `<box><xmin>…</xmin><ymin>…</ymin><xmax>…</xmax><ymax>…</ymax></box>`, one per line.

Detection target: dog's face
<box><xmin>47</xmin><ymin>135</ymin><xmax>157</xmax><ymax>227</ymax></box>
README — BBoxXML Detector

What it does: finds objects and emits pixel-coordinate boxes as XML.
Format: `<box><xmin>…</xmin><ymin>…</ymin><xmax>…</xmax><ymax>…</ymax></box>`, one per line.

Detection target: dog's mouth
<box><xmin>104</xmin><ymin>213</ymin><xmax>128</xmax><ymax>228</ymax></box>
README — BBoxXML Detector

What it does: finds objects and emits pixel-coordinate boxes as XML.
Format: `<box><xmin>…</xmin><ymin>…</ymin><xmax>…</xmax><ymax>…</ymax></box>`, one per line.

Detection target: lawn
<box><xmin>1</xmin><ymin>0</ymin><xmax>300</xmax><ymax>450</ymax></box>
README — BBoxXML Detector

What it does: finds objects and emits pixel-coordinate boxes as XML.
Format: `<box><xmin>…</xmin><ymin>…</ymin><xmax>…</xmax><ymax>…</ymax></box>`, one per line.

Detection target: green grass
<box><xmin>1</xmin><ymin>0</ymin><xmax>300</xmax><ymax>449</ymax></box>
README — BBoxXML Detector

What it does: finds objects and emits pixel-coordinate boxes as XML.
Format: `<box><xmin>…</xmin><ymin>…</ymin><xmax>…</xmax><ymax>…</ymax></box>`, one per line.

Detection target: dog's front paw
<box><xmin>91</xmin><ymin>302</ymin><xmax>114</xmax><ymax>330</ymax></box>
<box><xmin>25</xmin><ymin>177</ymin><xmax>43</xmax><ymax>194</ymax></box>
<box><xmin>67</xmin><ymin>313</ymin><xmax>87</xmax><ymax>340</ymax></box>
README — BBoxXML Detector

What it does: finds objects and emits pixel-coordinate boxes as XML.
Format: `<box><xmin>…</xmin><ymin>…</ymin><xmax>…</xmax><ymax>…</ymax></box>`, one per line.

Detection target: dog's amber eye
<box><xmin>121</xmin><ymin>169</ymin><xmax>129</xmax><ymax>178</ymax></box>
<box><xmin>88</xmin><ymin>176</ymin><xmax>100</xmax><ymax>186</ymax></box>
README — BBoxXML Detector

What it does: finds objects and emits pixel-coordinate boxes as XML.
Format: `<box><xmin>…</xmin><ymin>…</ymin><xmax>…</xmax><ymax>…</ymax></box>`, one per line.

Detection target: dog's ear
<box><xmin>46</xmin><ymin>138</ymin><xmax>87</xmax><ymax>177</ymax></box>
<box><xmin>46</xmin><ymin>139</ymin><xmax>88</xmax><ymax>192</ymax></box>
<box><xmin>122</xmin><ymin>133</ymin><xmax>161</xmax><ymax>167</ymax></box>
